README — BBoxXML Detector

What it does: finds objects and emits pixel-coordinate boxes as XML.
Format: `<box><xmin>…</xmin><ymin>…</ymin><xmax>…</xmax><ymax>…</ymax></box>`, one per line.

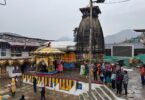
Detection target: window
<box><xmin>11</xmin><ymin>49</ymin><xmax>22</xmax><ymax>57</ymax></box>
<box><xmin>1</xmin><ymin>49</ymin><xmax>6</xmax><ymax>56</ymax></box>
<box><xmin>11</xmin><ymin>50</ymin><xmax>22</xmax><ymax>57</ymax></box>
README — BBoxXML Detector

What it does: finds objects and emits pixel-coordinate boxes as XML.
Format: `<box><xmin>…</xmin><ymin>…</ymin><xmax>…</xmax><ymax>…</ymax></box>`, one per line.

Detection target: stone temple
<box><xmin>74</xmin><ymin>6</ymin><xmax>105</xmax><ymax>60</ymax></box>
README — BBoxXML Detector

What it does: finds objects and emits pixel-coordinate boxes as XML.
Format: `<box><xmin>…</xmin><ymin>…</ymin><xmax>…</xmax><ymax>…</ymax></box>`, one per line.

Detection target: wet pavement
<box><xmin>0</xmin><ymin>68</ymin><xmax>145</xmax><ymax>100</ymax></box>
<box><xmin>113</xmin><ymin>68</ymin><xmax>145</xmax><ymax>100</ymax></box>
<box><xmin>0</xmin><ymin>70</ymin><xmax>81</xmax><ymax>100</ymax></box>
<box><xmin>0</xmin><ymin>82</ymin><xmax>79</xmax><ymax>100</ymax></box>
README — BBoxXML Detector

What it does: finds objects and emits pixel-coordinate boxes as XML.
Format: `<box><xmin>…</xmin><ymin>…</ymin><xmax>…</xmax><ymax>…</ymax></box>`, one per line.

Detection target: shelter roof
<box><xmin>105</xmin><ymin>43</ymin><xmax>145</xmax><ymax>49</ymax></box>
<box><xmin>0</xmin><ymin>32</ymin><xmax>52</xmax><ymax>41</ymax></box>
<box><xmin>8</xmin><ymin>42</ymin><xmax>40</xmax><ymax>47</ymax></box>
<box><xmin>134</xmin><ymin>29</ymin><xmax>145</xmax><ymax>32</ymax></box>
<box><xmin>0</xmin><ymin>39</ymin><xmax>7</xmax><ymax>43</ymax></box>
<box><xmin>32</xmin><ymin>46</ymin><xmax>64</xmax><ymax>55</ymax></box>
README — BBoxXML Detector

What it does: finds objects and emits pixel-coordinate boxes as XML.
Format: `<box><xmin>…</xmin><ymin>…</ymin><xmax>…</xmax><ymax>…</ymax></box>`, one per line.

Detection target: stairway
<box><xmin>100</xmin><ymin>86</ymin><xmax>116</xmax><ymax>100</ymax></box>
<box><xmin>79</xmin><ymin>85</ymin><xmax>118</xmax><ymax>100</ymax></box>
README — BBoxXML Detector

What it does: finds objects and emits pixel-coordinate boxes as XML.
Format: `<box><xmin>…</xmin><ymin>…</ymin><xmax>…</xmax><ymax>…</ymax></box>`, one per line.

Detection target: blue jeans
<box><xmin>33</xmin><ymin>85</ymin><xmax>37</xmax><ymax>93</ymax></box>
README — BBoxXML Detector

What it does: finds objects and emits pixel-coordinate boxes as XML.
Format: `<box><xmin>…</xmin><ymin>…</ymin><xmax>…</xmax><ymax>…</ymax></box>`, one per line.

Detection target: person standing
<box><xmin>57</xmin><ymin>60</ymin><xmax>63</xmax><ymax>74</ymax></box>
<box><xmin>80</xmin><ymin>62</ymin><xmax>85</xmax><ymax>77</ymax></box>
<box><xmin>139</xmin><ymin>65</ymin><xmax>145</xmax><ymax>85</ymax></box>
<box><xmin>101</xmin><ymin>63</ymin><xmax>105</xmax><ymax>71</ymax></box>
<box><xmin>106</xmin><ymin>72</ymin><xmax>111</xmax><ymax>87</ymax></box>
<box><xmin>15</xmin><ymin>75</ymin><xmax>19</xmax><ymax>88</ymax></box>
<box><xmin>11</xmin><ymin>78</ymin><xmax>16</xmax><ymax>97</ymax></box>
<box><xmin>116</xmin><ymin>70</ymin><xmax>123</xmax><ymax>95</ymax></box>
<box><xmin>123</xmin><ymin>71</ymin><xmax>129</xmax><ymax>95</ymax></box>
<box><xmin>97</xmin><ymin>64</ymin><xmax>101</xmax><ymax>80</ymax></box>
<box><xmin>53</xmin><ymin>60</ymin><xmax>57</xmax><ymax>71</ymax></box>
<box><xmin>93</xmin><ymin>63</ymin><xmax>98</xmax><ymax>81</ymax></box>
<box><xmin>100</xmin><ymin>70</ymin><xmax>104</xmax><ymax>82</ymax></box>
<box><xmin>111</xmin><ymin>72</ymin><xmax>116</xmax><ymax>89</ymax></box>
<box><xmin>33</xmin><ymin>77</ymin><xmax>37</xmax><ymax>93</ymax></box>
<box><xmin>40</xmin><ymin>87</ymin><xmax>45</xmax><ymax>100</ymax></box>
<box><xmin>84</xmin><ymin>61</ymin><xmax>89</xmax><ymax>78</ymax></box>
<box><xmin>7</xmin><ymin>81</ymin><xmax>11</xmax><ymax>92</ymax></box>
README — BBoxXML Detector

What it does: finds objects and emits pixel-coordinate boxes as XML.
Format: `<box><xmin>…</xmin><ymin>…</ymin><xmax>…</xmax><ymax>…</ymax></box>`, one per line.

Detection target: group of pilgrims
<box><xmin>80</xmin><ymin>61</ymin><xmax>129</xmax><ymax>95</ymax></box>
<box><xmin>40</xmin><ymin>60</ymin><xmax>63</xmax><ymax>73</ymax></box>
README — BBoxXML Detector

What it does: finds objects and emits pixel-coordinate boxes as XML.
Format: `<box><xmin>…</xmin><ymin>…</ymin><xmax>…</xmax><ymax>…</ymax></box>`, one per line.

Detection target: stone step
<box><xmin>100</xmin><ymin>86</ymin><xmax>116</xmax><ymax>100</ymax></box>
<box><xmin>92</xmin><ymin>90</ymin><xmax>103</xmax><ymax>100</ymax></box>
<box><xmin>95</xmin><ymin>87</ymin><xmax>110</xmax><ymax>100</ymax></box>
<box><xmin>87</xmin><ymin>91</ymin><xmax>96</xmax><ymax>100</ymax></box>
<box><xmin>82</xmin><ymin>93</ymin><xmax>89</xmax><ymax>100</ymax></box>
<box><xmin>79</xmin><ymin>94</ymin><xmax>84</xmax><ymax>100</ymax></box>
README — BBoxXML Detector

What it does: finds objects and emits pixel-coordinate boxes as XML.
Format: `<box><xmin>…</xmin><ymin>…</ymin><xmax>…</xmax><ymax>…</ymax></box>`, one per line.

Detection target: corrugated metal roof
<box><xmin>0</xmin><ymin>39</ymin><xmax>7</xmax><ymax>42</ymax></box>
<box><xmin>8</xmin><ymin>42</ymin><xmax>40</xmax><ymax>47</ymax></box>
<box><xmin>0</xmin><ymin>32</ymin><xmax>22</xmax><ymax>37</ymax></box>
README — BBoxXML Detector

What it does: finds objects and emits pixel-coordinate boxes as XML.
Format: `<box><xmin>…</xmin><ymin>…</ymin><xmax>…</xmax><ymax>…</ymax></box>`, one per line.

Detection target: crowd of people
<box><xmin>6</xmin><ymin>60</ymin><xmax>145</xmax><ymax>99</ymax></box>
<box><xmin>80</xmin><ymin>62</ymin><xmax>129</xmax><ymax>95</ymax></box>
<box><xmin>40</xmin><ymin>60</ymin><xmax>63</xmax><ymax>74</ymax></box>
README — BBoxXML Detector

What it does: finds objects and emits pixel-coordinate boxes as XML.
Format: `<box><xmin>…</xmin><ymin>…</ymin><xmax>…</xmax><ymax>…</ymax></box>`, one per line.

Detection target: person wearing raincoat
<box><xmin>11</xmin><ymin>78</ymin><xmax>16</xmax><ymax>97</ymax></box>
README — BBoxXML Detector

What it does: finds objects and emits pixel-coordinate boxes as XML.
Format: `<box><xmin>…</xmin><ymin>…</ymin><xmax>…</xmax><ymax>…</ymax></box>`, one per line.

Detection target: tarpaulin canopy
<box><xmin>103</xmin><ymin>56</ymin><xmax>130</xmax><ymax>66</ymax></box>
<box><xmin>103</xmin><ymin>56</ymin><xmax>118</xmax><ymax>63</ymax></box>
<box><xmin>104</xmin><ymin>55</ymin><xmax>145</xmax><ymax>66</ymax></box>
<box><xmin>134</xmin><ymin>54</ymin><xmax>145</xmax><ymax>64</ymax></box>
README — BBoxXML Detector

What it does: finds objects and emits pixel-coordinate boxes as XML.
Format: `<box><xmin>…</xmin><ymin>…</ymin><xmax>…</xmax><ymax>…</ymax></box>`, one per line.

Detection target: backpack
<box><xmin>116</xmin><ymin>73</ymin><xmax>123</xmax><ymax>82</ymax></box>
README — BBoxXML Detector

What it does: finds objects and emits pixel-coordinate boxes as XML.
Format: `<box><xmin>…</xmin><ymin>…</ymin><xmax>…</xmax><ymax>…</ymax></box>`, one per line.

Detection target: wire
<box><xmin>0</xmin><ymin>0</ymin><xmax>6</xmax><ymax>5</ymax></box>
<box><xmin>102</xmin><ymin>0</ymin><xmax>131</xmax><ymax>4</ymax></box>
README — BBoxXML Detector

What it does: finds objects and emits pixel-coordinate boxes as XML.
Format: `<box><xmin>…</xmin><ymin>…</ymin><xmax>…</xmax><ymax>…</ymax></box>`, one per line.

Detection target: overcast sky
<box><xmin>0</xmin><ymin>0</ymin><xmax>145</xmax><ymax>40</ymax></box>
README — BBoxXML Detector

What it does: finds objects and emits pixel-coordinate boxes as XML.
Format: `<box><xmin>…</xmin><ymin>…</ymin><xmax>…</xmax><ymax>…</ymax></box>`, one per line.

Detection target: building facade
<box><xmin>0</xmin><ymin>32</ymin><xmax>50</xmax><ymax>77</ymax></box>
<box><xmin>105</xmin><ymin>43</ymin><xmax>145</xmax><ymax>57</ymax></box>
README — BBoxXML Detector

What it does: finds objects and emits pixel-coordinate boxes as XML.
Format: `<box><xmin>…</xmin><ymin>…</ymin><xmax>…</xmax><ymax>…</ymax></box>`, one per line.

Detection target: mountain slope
<box><xmin>105</xmin><ymin>29</ymin><xmax>142</xmax><ymax>44</ymax></box>
<box><xmin>57</xmin><ymin>36</ymin><xmax>73</xmax><ymax>41</ymax></box>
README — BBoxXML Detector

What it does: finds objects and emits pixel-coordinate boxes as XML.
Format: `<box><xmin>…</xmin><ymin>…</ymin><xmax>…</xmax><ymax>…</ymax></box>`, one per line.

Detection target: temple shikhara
<box><xmin>74</xmin><ymin>6</ymin><xmax>104</xmax><ymax>61</ymax></box>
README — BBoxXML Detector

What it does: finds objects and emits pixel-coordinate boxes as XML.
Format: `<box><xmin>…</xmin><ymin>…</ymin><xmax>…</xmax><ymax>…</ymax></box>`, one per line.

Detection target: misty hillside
<box><xmin>105</xmin><ymin>29</ymin><xmax>142</xmax><ymax>44</ymax></box>
<box><xmin>57</xmin><ymin>36</ymin><xmax>73</xmax><ymax>41</ymax></box>
<box><xmin>57</xmin><ymin>29</ymin><xmax>142</xmax><ymax>44</ymax></box>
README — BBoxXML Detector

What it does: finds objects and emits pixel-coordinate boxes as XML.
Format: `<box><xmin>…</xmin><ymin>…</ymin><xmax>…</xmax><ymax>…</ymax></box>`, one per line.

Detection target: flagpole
<box><xmin>88</xmin><ymin>0</ymin><xmax>93</xmax><ymax>97</ymax></box>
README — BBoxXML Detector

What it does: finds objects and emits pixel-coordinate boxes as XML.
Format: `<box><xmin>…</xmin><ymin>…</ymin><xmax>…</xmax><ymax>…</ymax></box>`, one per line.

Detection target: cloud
<box><xmin>0</xmin><ymin>0</ymin><xmax>144</xmax><ymax>39</ymax></box>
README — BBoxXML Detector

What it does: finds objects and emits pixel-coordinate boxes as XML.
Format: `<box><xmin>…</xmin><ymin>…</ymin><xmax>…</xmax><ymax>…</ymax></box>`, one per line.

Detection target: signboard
<box><xmin>112</xmin><ymin>45</ymin><xmax>133</xmax><ymax>57</ymax></box>
<box><xmin>76</xmin><ymin>82</ymin><xmax>82</xmax><ymax>90</ymax></box>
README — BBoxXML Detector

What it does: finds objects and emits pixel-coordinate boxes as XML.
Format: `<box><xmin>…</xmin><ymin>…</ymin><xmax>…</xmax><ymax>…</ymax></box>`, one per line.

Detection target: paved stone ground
<box><xmin>0</xmin><ymin>70</ymin><xmax>81</xmax><ymax>100</ymax></box>
<box><xmin>110</xmin><ymin>68</ymin><xmax>145</xmax><ymax>100</ymax></box>
<box><xmin>7</xmin><ymin>83</ymin><xmax>79</xmax><ymax>100</ymax></box>
<box><xmin>1</xmin><ymin>68</ymin><xmax>145</xmax><ymax>100</ymax></box>
<box><xmin>0</xmin><ymin>82</ymin><xmax>79</xmax><ymax>100</ymax></box>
